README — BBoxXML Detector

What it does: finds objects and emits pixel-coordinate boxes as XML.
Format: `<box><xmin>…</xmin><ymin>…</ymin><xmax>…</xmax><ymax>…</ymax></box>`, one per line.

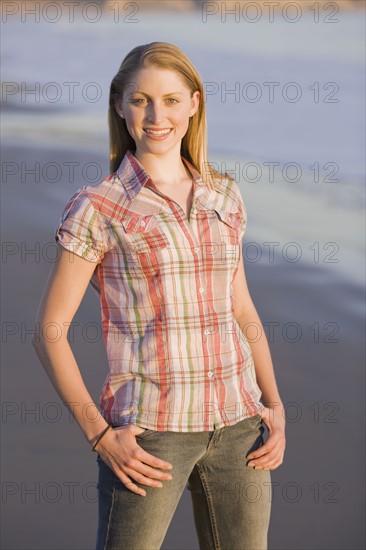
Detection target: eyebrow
<box><xmin>130</xmin><ymin>91</ymin><xmax>184</xmax><ymax>97</ymax></box>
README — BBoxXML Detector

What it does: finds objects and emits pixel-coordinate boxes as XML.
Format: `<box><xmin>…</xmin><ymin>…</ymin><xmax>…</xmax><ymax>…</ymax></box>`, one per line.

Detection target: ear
<box><xmin>190</xmin><ymin>90</ymin><xmax>200</xmax><ymax>117</ymax></box>
<box><xmin>114</xmin><ymin>95</ymin><xmax>124</xmax><ymax>118</ymax></box>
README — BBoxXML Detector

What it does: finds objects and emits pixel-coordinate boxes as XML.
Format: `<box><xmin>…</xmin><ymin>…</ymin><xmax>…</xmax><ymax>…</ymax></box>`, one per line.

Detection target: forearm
<box><xmin>32</xmin><ymin>336</ymin><xmax>109</xmax><ymax>447</ymax></box>
<box><xmin>236</xmin><ymin>304</ymin><xmax>284</xmax><ymax>411</ymax></box>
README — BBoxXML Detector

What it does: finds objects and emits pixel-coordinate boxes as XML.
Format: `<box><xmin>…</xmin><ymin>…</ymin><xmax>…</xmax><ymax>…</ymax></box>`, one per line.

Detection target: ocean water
<box><xmin>2</xmin><ymin>8</ymin><xmax>365</xmax><ymax>289</ymax></box>
<box><xmin>1</xmin><ymin>9</ymin><xmax>365</xmax><ymax>550</ymax></box>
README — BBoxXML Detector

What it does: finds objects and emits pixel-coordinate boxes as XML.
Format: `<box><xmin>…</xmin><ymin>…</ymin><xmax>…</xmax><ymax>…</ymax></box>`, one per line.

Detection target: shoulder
<box><xmin>70</xmin><ymin>174</ymin><xmax>125</xmax><ymax>223</ymax></box>
<box><xmin>211</xmin><ymin>174</ymin><xmax>246</xmax><ymax>212</ymax></box>
<box><xmin>56</xmin><ymin>175</ymin><xmax>119</xmax><ymax>258</ymax></box>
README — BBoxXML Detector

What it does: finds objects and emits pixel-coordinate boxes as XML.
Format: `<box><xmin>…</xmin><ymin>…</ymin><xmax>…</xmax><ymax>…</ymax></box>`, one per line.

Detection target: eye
<box><xmin>131</xmin><ymin>98</ymin><xmax>146</xmax><ymax>105</ymax></box>
<box><xmin>130</xmin><ymin>97</ymin><xmax>179</xmax><ymax>105</ymax></box>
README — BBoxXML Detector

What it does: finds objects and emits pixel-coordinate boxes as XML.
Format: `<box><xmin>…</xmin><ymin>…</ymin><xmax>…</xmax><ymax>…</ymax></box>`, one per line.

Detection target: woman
<box><xmin>33</xmin><ymin>42</ymin><xmax>286</xmax><ymax>550</ymax></box>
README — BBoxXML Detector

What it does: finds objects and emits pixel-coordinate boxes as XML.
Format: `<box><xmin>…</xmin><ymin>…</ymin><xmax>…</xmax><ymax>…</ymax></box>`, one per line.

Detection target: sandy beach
<box><xmin>3</xmin><ymin>140</ymin><xmax>365</xmax><ymax>549</ymax></box>
<box><xmin>1</xmin><ymin>7</ymin><xmax>365</xmax><ymax>550</ymax></box>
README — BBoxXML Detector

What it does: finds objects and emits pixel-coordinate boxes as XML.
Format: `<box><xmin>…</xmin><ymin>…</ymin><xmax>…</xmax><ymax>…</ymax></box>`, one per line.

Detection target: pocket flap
<box><xmin>213</xmin><ymin>208</ymin><xmax>244</xmax><ymax>229</ymax></box>
<box><xmin>120</xmin><ymin>214</ymin><xmax>161</xmax><ymax>234</ymax></box>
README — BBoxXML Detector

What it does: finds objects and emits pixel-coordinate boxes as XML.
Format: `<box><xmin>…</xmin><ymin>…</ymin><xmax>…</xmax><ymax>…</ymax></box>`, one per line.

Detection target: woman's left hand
<box><xmin>246</xmin><ymin>404</ymin><xmax>286</xmax><ymax>470</ymax></box>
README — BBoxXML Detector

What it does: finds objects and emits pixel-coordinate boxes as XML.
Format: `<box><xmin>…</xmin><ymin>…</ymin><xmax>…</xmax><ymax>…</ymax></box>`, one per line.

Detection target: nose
<box><xmin>146</xmin><ymin>101</ymin><xmax>167</xmax><ymax>125</ymax></box>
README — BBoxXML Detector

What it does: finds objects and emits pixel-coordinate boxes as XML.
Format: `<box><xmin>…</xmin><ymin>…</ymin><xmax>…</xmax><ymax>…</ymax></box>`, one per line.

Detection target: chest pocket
<box><xmin>213</xmin><ymin>208</ymin><xmax>245</xmax><ymax>245</ymax></box>
<box><xmin>120</xmin><ymin>214</ymin><xmax>169</xmax><ymax>254</ymax></box>
<box><xmin>116</xmin><ymin>213</ymin><xmax>170</xmax><ymax>279</ymax></box>
<box><xmin>212</xmin><ymin>207</ymin><xmax>245</xmax><ymax>266</ymax></box>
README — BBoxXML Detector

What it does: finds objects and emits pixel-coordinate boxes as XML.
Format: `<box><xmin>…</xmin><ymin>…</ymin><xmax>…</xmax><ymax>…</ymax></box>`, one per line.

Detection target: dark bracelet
<box><xmin>91</xmin><ymin>425</ymin><xmax>112</xmax><ymax>452</ymax></box>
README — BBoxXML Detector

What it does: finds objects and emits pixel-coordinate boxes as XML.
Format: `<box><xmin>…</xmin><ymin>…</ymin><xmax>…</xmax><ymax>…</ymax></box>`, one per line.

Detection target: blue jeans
<box><xmin>95</xmin><ymin>413</ymin><xmax>271</xmax><ymax>550</ymax></box>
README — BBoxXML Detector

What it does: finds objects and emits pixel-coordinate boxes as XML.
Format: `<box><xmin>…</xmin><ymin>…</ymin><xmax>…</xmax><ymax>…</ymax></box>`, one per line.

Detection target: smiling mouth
<box><xmin>143</xmin><ymin>128</ymin><xmax>173</xmax><ymax>136</ymax></box>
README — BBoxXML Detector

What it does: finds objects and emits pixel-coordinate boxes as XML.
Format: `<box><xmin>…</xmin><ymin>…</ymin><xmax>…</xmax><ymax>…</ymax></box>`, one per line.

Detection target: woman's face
<box><xmin>115</xmin><ymin>66</ymin><xmax>200</xmax><ymax>157</ymax></box>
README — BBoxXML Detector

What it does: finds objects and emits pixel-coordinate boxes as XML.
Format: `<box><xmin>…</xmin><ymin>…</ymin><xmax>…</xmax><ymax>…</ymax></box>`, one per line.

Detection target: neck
<box><xmin>133</xmin><ymin>147</ymin><xmax>191</xmax><ymax>187</ymax></box>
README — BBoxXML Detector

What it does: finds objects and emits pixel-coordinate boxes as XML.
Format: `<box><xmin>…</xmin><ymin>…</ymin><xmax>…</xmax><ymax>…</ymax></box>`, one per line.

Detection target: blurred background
<box><xmin>1</xmin><ymin>1</ymin><xmax>365</xmax><ymax>549</ymax></box>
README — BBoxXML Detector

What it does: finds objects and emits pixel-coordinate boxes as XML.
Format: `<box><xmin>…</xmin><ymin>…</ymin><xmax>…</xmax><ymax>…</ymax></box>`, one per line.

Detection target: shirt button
<box><xmin>194</xmin><ymin>246</ymin><xmax>200</xmax><ymax>253</ymax></box>
<box><xmin>204</xmin><ymin>329</ymin><xmax>210</xmax><ymax>335</ymax></box>
<box><xmin>207</xmin><ymin>371</ymin><xmax>214</xmax><ymax>378</ymax></box>
<box><xmin>140</xmin><ymin>220</ymin><xmax>146</xmax><ymax>227</ymax></box>
<box><xmin>199</xmin><ymin>287</ymin><xmax>204</xmax><ymax>293</ymax></box>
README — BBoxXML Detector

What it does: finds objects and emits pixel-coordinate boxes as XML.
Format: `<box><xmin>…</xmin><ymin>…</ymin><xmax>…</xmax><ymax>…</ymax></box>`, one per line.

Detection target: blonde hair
<box><xmin>108</xmin><ymin>41</ymin><xmax>230</xmax><ymax>188</ymax></box>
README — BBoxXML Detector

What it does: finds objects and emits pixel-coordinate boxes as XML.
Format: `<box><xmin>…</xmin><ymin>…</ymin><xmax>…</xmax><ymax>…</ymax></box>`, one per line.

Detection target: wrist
<box><xmin>262</xmin><ymin>399</ymin><xmax>285</xmax><ymax>415</ymax></box>
<box><xmin>91</xmin><ymin>424</ymin><xmax>112</xmax><ymax>452</ymax></box>
<box><xmin>262</xmin><ymin>399</ymin><xmax>284</xmax><ymax>411</ymax></box>
<box><xmin>83</xmin><ymin>418</ymin><xmax>111</xmax><ymax>447</ymax></box>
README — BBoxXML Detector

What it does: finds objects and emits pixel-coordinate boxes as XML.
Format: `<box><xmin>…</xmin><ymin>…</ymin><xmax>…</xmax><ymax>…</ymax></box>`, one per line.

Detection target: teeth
<box><xmin>144</xmin><ymin>128</ymin><xmax>171</xmax><ymax>136</ymax></box>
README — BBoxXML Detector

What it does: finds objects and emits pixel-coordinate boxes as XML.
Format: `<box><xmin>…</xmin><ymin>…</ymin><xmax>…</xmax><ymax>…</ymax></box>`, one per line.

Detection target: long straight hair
<box><xmin>108</xmin><ymin>42</ymin><xmax>230</xmax><ymax>188</ymax></box>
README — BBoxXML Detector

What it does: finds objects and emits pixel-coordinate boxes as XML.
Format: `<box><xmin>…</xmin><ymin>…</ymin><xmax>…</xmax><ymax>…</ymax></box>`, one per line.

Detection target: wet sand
<box><xmin>1</xmin><ymin>143</ymin><xmax>365</xmax><ymax>549</ymax></box>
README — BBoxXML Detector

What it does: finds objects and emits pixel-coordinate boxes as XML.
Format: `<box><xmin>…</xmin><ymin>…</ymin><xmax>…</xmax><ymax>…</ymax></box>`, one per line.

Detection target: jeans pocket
<box><xmin>248</xmin><ymin>412</ymin><xmax>263</xmax><ymax>424</ymax></box>
<box><xmin>135</xmin><ymin>428</ymin><xmax>158</xmax><ymax>440</ymax></box>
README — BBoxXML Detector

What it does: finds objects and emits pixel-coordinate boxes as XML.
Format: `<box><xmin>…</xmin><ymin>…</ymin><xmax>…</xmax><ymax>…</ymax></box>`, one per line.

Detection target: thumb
<box><xmin>259</xmin><ymin>406</ymin><xmax>273</xmax><ymax>430</ymax></box>
<box><xmin>128</xmin><ymin>424</ymin><xmax>147</xmax><ymax>437</ymax></box>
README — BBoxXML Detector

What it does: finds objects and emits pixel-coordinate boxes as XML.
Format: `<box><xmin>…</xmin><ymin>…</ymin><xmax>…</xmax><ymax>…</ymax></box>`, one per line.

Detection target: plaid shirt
<box><xmin>55</xmin><ymin>149</ymin><xmax>264</xmax><ymax>431</ymax></box>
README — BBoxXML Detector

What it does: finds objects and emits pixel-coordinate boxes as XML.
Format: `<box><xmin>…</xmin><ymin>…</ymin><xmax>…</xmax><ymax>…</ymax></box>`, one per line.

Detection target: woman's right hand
<box><xmin>94</xmin><ymin>425</ymin><xmax>173</xmax><ymax>497</ymax></box>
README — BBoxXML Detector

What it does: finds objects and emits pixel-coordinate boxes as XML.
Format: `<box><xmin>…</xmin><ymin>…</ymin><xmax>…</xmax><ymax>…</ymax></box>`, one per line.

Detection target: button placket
<box><xmin>147</xmin><ymin>178</ymin><xmax>206</xmax><ymax>251</ymax></box>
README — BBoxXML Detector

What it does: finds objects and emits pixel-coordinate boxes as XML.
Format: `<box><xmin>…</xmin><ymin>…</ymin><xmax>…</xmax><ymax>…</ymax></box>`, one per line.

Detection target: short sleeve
<box><xmin>55</xmin><ymin>188</ymin><xmax>110</xmax><ymax>264</ymax></box>
<box><xmin>229</xmin><ymin>178</ymin><xmax>248</xmax><ymax>240</ymax></box>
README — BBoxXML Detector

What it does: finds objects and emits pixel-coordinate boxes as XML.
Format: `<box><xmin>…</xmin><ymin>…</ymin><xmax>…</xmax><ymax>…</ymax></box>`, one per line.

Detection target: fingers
<box><xmin>123</xmin><ymin>425</ymin><xmax>174</xmax><ymax>472</ymax></box>
<box><xmin>122</xmin><ymin>464</ymin><xmax>168</xmax><ymax>491</ymax></box>
<box><xmin>245</xmin><ymin>405</ymin><xmax>286</xmax><ymax>471</ymax></box>
<box><xmin>247</xmin><ymin>432</ymin><xmax>280</xmax><ymax>459</ymax></box>
<box><xmin>117</xmin><ymin>470</ymin><xmax>148</xmax><ymax>497</ymax></box>
<box><xmin>114</xmin><ymin>453</ymin><xmax>173</xmax><ymax>495</ymax></box>
<box><xmin>105</xmin><ymin>457</ymin><xmax>172</xmax><ymax>497</ymax></box>
<box><xmin>121</xmin><ymin>453</ymin><xmax>173</xmax><ymax>486</ymax></box>
<box><xmin>136</xmin><ymin>447</ymin><xmax>173</xmax><ymax>475</ymax></box>
<box><xmin>247</xmin><ymin>433</ymin><xmax>286</xmax><ymax>471</ymax></box>
<box><xmin>98</xmin><ymin>430</ymin><xmax>174</xmax><ymax>497</ymax></box>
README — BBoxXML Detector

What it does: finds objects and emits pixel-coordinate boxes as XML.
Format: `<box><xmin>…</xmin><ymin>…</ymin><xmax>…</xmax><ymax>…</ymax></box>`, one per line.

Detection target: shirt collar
<box><xmin>115</xmin><ymin>149</ymin><xmax>210</xmax><ymax>200</ymax></box>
